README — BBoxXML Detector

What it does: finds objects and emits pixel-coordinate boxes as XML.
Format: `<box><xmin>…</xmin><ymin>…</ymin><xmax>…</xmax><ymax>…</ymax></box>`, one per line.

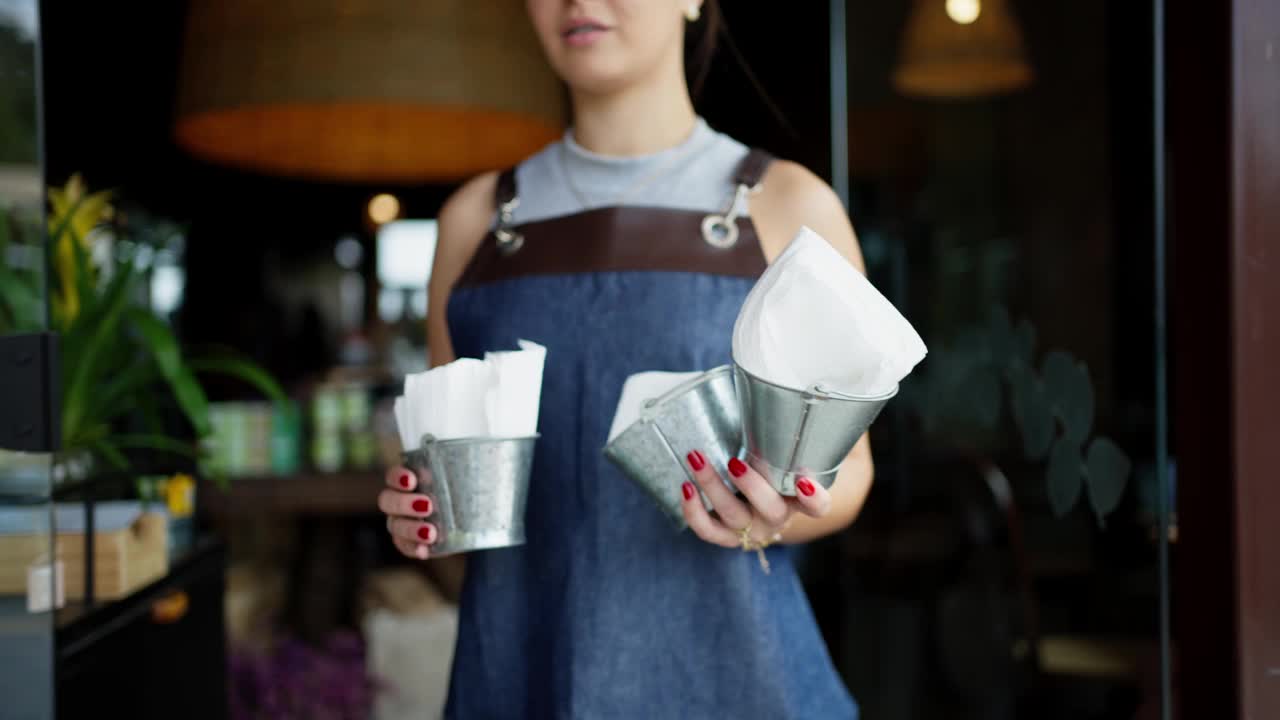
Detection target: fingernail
<box><xmin>415</xmin><ymin>545</ymin><xmax>428</xmax><ymax>559</ymax></box>
<box><xmin>797</xmin><ymin>477</ymin><xmax>815</xmax><ymax>496</ymax></box>
<box><xmin>686</xmin><ymin>450</ymin><xmax>706</xmax><ymax>472</ymax></box>
<box><xmin>728</xmin><ymin>458</ymin><xmax>748</xmax><ymax>478</ymax></box>
<box><xmin>412</xmin><ymin>498</ymin><xmax>431</xmax><ymax>514</ymax></box>
<box><xmin>682</xmin><ymin>482</ymin><xmax>696</xmax><ymax>501</ymax></box>
<box><xmin>417</xmin><ymin>524</ymin><xmax>434</xmax><ymax>541</ymax></box>
<box><xmin>399</xmin><ymin>472</ymin><xmax>413</xmax><ymax>488</ymax></box>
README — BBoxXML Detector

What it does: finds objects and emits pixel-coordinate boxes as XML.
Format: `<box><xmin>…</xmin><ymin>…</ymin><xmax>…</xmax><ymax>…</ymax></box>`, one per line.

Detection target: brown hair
<box><xmin>684</xmin><ymin>2</ymin><xmax>793</xmax><ymax>137</ymax></box>
<box><xmin>686</xmin><ymin>0</ymin><xmax>722</xmax><ymax>97</ymax></box>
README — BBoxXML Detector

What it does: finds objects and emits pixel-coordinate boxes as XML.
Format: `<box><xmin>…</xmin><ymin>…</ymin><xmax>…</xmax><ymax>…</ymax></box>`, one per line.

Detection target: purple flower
<box><xmin>229</xmin><ymin>629</ymin><xmax>376</xmax><ymax>720</ymax></box>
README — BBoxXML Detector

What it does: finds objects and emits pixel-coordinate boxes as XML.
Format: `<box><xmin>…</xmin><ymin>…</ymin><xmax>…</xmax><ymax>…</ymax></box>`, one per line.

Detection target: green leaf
<box><xmin>0</xmin><ymin>207</ymin><xmax>42</xmax><ymax>331</ymax></box>
<box><xmin>61</xmin><ymin>265</ymin><xmax>138</xmax><ymax>444</ymax></box>
<box><xmin>0</xmin><ymin>265</ymin><xmax>41</xmax><ymax>331</ymax></box>
<box><xmin>70</xmin><ymin>225</ymin><xmax>94</xmax><ymax>310</ymax></box>
<box><xmin>1008</xmin><ymin>364</ymin><xmax>1055</xmax><ymax>460</ymax></box>
<box><xmin>1085</xmin><ymin>436</ymin><xmax>1132</xmax><ymax>526</ymax></box>
<box><xmin>187</xmin><ymin>354</ymin><xmax>287</xmax><ymax>403</ymax></box>
<box><xmin>89</xmin><ymin>358</ymin><xmax>159</xmax><ymax>425</ymax></box>
<box><xmin>129</xmin><ymin>310</ymin><xmax>211</xmax><ymax>437</ymax></box>
<box><xmin>1046</xmin><ymin>437</ymin><xmax>1084</xmax><ymax>517</ymax></box>
<box><xmin>169</xmin><ymin>363</ymin><xmax>211</xmax><ymax>437</ymax></box>
<box><xmin>66</xmin><ymin>422</ymin><xmax>111</xmax><ymax>452</ymax></box>
<box><xmin>128</xmin><ymin>310</ymin><xmax>181</xmax><ymax>376</ymax></box>
<box><xmin>90</xmin><ymin>439</ymin><xmax>130</xmax><ymax>471</ymax></box>
<box><xmin>1042</xmin><ymin>351</ymin><xmax>1094</xmax><ymax>445</ymax></box>
<box><xmin>61</xmin><ymin>251</ymin><xmax>136</xmax><ymax>362</ymax></box>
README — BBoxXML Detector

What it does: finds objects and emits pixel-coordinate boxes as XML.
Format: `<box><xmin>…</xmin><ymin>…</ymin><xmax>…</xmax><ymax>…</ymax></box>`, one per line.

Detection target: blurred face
<box><xmin>525</xmin><ymin>0</ymin><xmax>697</xmax><ymax>96</ymax></box>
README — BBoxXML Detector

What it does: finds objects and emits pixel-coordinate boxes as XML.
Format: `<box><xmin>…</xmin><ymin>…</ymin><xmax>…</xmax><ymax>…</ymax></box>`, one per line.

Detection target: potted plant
<box><xmin>0</xmin><ymin>174</ymin><xmax>285</xmax><ymax>483</ymax></box>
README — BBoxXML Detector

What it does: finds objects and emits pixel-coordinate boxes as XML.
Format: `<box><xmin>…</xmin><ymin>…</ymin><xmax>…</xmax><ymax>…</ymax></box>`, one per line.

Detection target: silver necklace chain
<box><xmin>559</xmin><ymin>129</ymin><xmax>714</xmax><ymax>211</ymax></box>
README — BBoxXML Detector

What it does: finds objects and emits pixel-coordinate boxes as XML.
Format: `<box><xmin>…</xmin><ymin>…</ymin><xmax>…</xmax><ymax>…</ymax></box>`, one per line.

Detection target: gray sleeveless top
<box><xmin>509</xmin><ymin>116</ymin><xmax>754</xmax><ymax>224</ymax></box>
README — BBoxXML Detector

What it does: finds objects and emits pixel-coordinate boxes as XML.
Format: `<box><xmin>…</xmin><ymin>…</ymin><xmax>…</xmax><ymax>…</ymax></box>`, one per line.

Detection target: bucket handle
<box><xmin>418</xmin><ymin>434</ymin><xmax>458</xmax><ymax>543</ymax></box>
<box><xmin>809</xmin><ymin>383</ymin><xmax>899</xmax><ymax>403</ymax></box>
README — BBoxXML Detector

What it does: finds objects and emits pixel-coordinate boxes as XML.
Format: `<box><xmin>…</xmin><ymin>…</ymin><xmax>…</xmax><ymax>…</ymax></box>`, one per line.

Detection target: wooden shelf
<box><xmin>197</xmin><ymin>472</ymin><xmax>383</xmax><ymax>516</ymax></box>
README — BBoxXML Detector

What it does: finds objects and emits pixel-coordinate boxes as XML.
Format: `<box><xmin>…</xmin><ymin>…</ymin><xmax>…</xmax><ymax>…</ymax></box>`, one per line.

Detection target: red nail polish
<box><xmin>399</xmin><ymin>472</ymin><xmax>413</xmax><ymax>488</ymax></box>
<box><xmin>417</xmin><ymin>525</ymin><xmax>433</xmax><ymax>541</ymax></box>
<box><xmin>797</xmin><ymin>477</ymin><xmax>816</xmax><ymax>496</ymax></box>
<box><xmin>686</xmin><ymin>451</ymin><xmax>706</xmax><ymax>472</ymax></box>
<box><xmin>728</xmin><ymin>458</ymin><xmax>748</xmax><ymax>478</ymax></box>
<box><xmin>412</xmin><ymin>499</ymin><xmax>431</xmax><ymax>513</ymax></box>
<box><xmin>682</xmin><ymin>482</ymin><xmax>696</xmax><ymax>501</ymax></box>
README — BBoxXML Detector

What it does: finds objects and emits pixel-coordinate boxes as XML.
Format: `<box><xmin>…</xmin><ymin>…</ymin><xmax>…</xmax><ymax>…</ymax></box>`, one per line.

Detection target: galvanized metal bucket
<box><xmin>603</xmin><ymin>366</ymin><xmax>742</xmax><ymax>529</ymax></box>
<box><xmin>400</xmin><ymin>434</ymin><xmax>537</xmax><ymax>557</ymax></box>
<box><xmin>733</xmin><ymin>362</ymin><xmax>895</xmax><ymax>495</ymax></box>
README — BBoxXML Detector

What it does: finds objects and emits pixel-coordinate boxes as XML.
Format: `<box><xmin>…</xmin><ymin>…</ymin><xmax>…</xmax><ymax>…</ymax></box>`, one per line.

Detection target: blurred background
<box><xmin>1</xmin><ymin>0</ymin><xmax>1275</xmax><ymax>718</ymax></box>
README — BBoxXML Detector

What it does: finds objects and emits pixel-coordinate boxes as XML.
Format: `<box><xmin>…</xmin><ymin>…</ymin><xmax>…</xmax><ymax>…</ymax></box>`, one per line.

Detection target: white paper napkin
<box><xmin>394</xmin><ymin>340</ymin><xmax>547</xmax><ymax>448</ymax></box>
<box><xmin>607</xmin><ymin>370</ymin><xmax>705</xmax><ymax>442</ymax></box>
<box><xmin>732</xmin><ymin>226</ymin><xmax>927</xmax><ymax>397</ymax></box>
<box><xmin>484</xmin><ymin>340</ymin><xmax>547</xmax><ymax>437</ymax></box>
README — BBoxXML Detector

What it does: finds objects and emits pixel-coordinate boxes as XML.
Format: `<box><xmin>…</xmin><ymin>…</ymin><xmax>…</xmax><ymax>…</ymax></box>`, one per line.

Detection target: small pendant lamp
<box><xmin>893</xmin><ymin>0</ymin><xmax>1034</xmax><ymax>99</ymax></box>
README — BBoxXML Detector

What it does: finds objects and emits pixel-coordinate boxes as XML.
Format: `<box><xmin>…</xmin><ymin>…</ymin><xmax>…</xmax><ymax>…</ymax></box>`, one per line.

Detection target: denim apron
<box><xmin>443</xmin><ymin>150</ymin><xmax>858</xmax><ymax>719</ymax></box>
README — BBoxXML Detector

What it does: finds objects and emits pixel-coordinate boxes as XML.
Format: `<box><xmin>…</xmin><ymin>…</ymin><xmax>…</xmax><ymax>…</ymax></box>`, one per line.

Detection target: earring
<box><xmin>684</xmin><ymin>4</ymin><xmax>701</xmax><ymax>22</ymax></box>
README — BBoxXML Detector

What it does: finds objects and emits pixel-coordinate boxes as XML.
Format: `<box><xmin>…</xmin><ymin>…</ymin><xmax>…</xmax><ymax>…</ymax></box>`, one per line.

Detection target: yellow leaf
<box><xmin>48</xmin><ymin>174</ymin><xmax>113</xmax><ymax>251</ymax></box>
<box><xmin>65</xmin><ymin>173</ymin><xmax>85</xmax><ymax>201</ymax></box>
<box><xmin>54</xmin><ymin>230</ymin><xmax>80</xmax><ymax>323</ymax></box>
<box><xmin>48</xmin><ymin>173</ymin><xmax>83</xmax><ymax>221</ymax></box>
<box><xmin>45</xmin><ymin>174</ymin><xmax>115</xmax><ymax>328</ymax></box>
<box><xmin>70</xmin><ymin>192</ymin><xmax>112</xmax><ymax>248</ymax></box>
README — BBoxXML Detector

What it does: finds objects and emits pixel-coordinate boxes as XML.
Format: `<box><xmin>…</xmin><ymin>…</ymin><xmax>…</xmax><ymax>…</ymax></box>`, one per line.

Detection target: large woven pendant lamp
<box><xmin>173</xmin><ymin>0</ymin><xmax>566</xmax><ymax>183</ymax></box>
<box><xmin>893</xmin><ymin>0</ymin><xmax>1033</xmax><ymax>99</ymax></box>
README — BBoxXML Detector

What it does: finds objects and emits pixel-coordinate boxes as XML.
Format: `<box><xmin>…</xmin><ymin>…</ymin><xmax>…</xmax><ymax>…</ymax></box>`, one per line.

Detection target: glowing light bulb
<box><xmin>368</xmin><ymin>193</ymin><xmax>401</xmax><ymax>225</ymax></box>
<box><xmin>946</xmin><ymin>0</ymin><xmax>981</xmax><ymax>25</ymax></box>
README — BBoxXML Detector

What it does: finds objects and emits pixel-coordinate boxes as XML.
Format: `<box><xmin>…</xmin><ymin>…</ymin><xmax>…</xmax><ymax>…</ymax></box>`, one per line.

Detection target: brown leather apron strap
<box><xmin>457</xmin><ymin>206</ymin><xmax>768</xmax><ymax>287</ymax></box>
<box><xmin>733</xmin><ymin>148</ymin><xmax>774</xmax><ymax>189</ymax></box>
<box><xmin>459</xmin><ymin>147</ymin><xmax>777</xmax><ymax>286</ymax></box>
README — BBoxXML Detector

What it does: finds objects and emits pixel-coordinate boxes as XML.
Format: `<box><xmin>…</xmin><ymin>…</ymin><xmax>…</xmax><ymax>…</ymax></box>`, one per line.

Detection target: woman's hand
<box><xmin>680</xmin><ymin>450</ymin><xmax>832</xmax><ymax>551</ymax></box>
<box><xmin>378</xmin><ymin>465</ymin><xmax>439</xmax><ymax>559</ymax></box>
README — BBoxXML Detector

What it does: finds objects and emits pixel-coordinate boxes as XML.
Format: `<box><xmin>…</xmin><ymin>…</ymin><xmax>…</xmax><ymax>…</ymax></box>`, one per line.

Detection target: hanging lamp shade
<box><xmin>173</xmin><ymin>0</ymin><xmax>566</xmax><ymax>183</ymax></box>
<box><xmin>893</xmin><ymin>0</ymin><xmax>1033</xmax><ymax>99</ymax></box>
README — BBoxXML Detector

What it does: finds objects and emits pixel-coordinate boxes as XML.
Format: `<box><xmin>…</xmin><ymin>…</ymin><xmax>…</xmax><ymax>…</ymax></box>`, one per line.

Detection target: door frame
<box><xmin>1169</xmin><ymin>0</ymin><xmax>1280</xmax><ymax>716</ymax></box>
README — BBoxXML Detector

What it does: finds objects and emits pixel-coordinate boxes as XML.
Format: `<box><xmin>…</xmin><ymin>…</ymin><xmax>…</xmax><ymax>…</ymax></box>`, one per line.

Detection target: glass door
<box><xmin>0</xmin><ymin>0</ymin><xmax>54</xmax><ymax>717</ymax></box>
<box><xmin>817</xmin><ymin>1</ymin><xmax>1173</xmax><ymax>717</ymax></box>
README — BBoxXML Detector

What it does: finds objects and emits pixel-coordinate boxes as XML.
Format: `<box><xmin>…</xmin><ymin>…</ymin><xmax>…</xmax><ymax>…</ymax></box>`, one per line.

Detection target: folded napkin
<box><xmin>394</xmin><ymin>340</ymin><xmax>546</xmax><ymax>448</ymax></box>
<box><xmin>607</xmin><ymin>370</ymin><xmax>705</xmax><ymax>442</ymax></box>
<box><xmin>732</xmin><ymin>226</ymin><xmax>927</xmax><ymax>397</ymax></box>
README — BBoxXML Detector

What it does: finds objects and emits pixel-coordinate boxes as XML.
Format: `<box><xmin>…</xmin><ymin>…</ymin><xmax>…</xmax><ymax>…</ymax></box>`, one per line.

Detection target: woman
<box><xmin>378</xmin><ymin>1</ymin><xmax>875</xmax><ymax>716</ymax></box>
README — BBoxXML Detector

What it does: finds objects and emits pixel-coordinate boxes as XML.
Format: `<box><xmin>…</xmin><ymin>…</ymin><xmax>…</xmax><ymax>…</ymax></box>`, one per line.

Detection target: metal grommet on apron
<box><xmin>495</xmin><ymin>197</ymin><xmax>524</xmax><ymax>255</ymax></box>
<box><xmin>701</xmin><ymin>182</ymin><xmax>755</xmax><ymax>249</ymax></box>
<box><xmin>493</xmin><ymin>167</ymin><xmax>525</xmax><ymax>256</ymax></box>
<box><xmin>700</xmin><ymin>147</ymin><xmax>772</xmax><ymax>250</ymax></box>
